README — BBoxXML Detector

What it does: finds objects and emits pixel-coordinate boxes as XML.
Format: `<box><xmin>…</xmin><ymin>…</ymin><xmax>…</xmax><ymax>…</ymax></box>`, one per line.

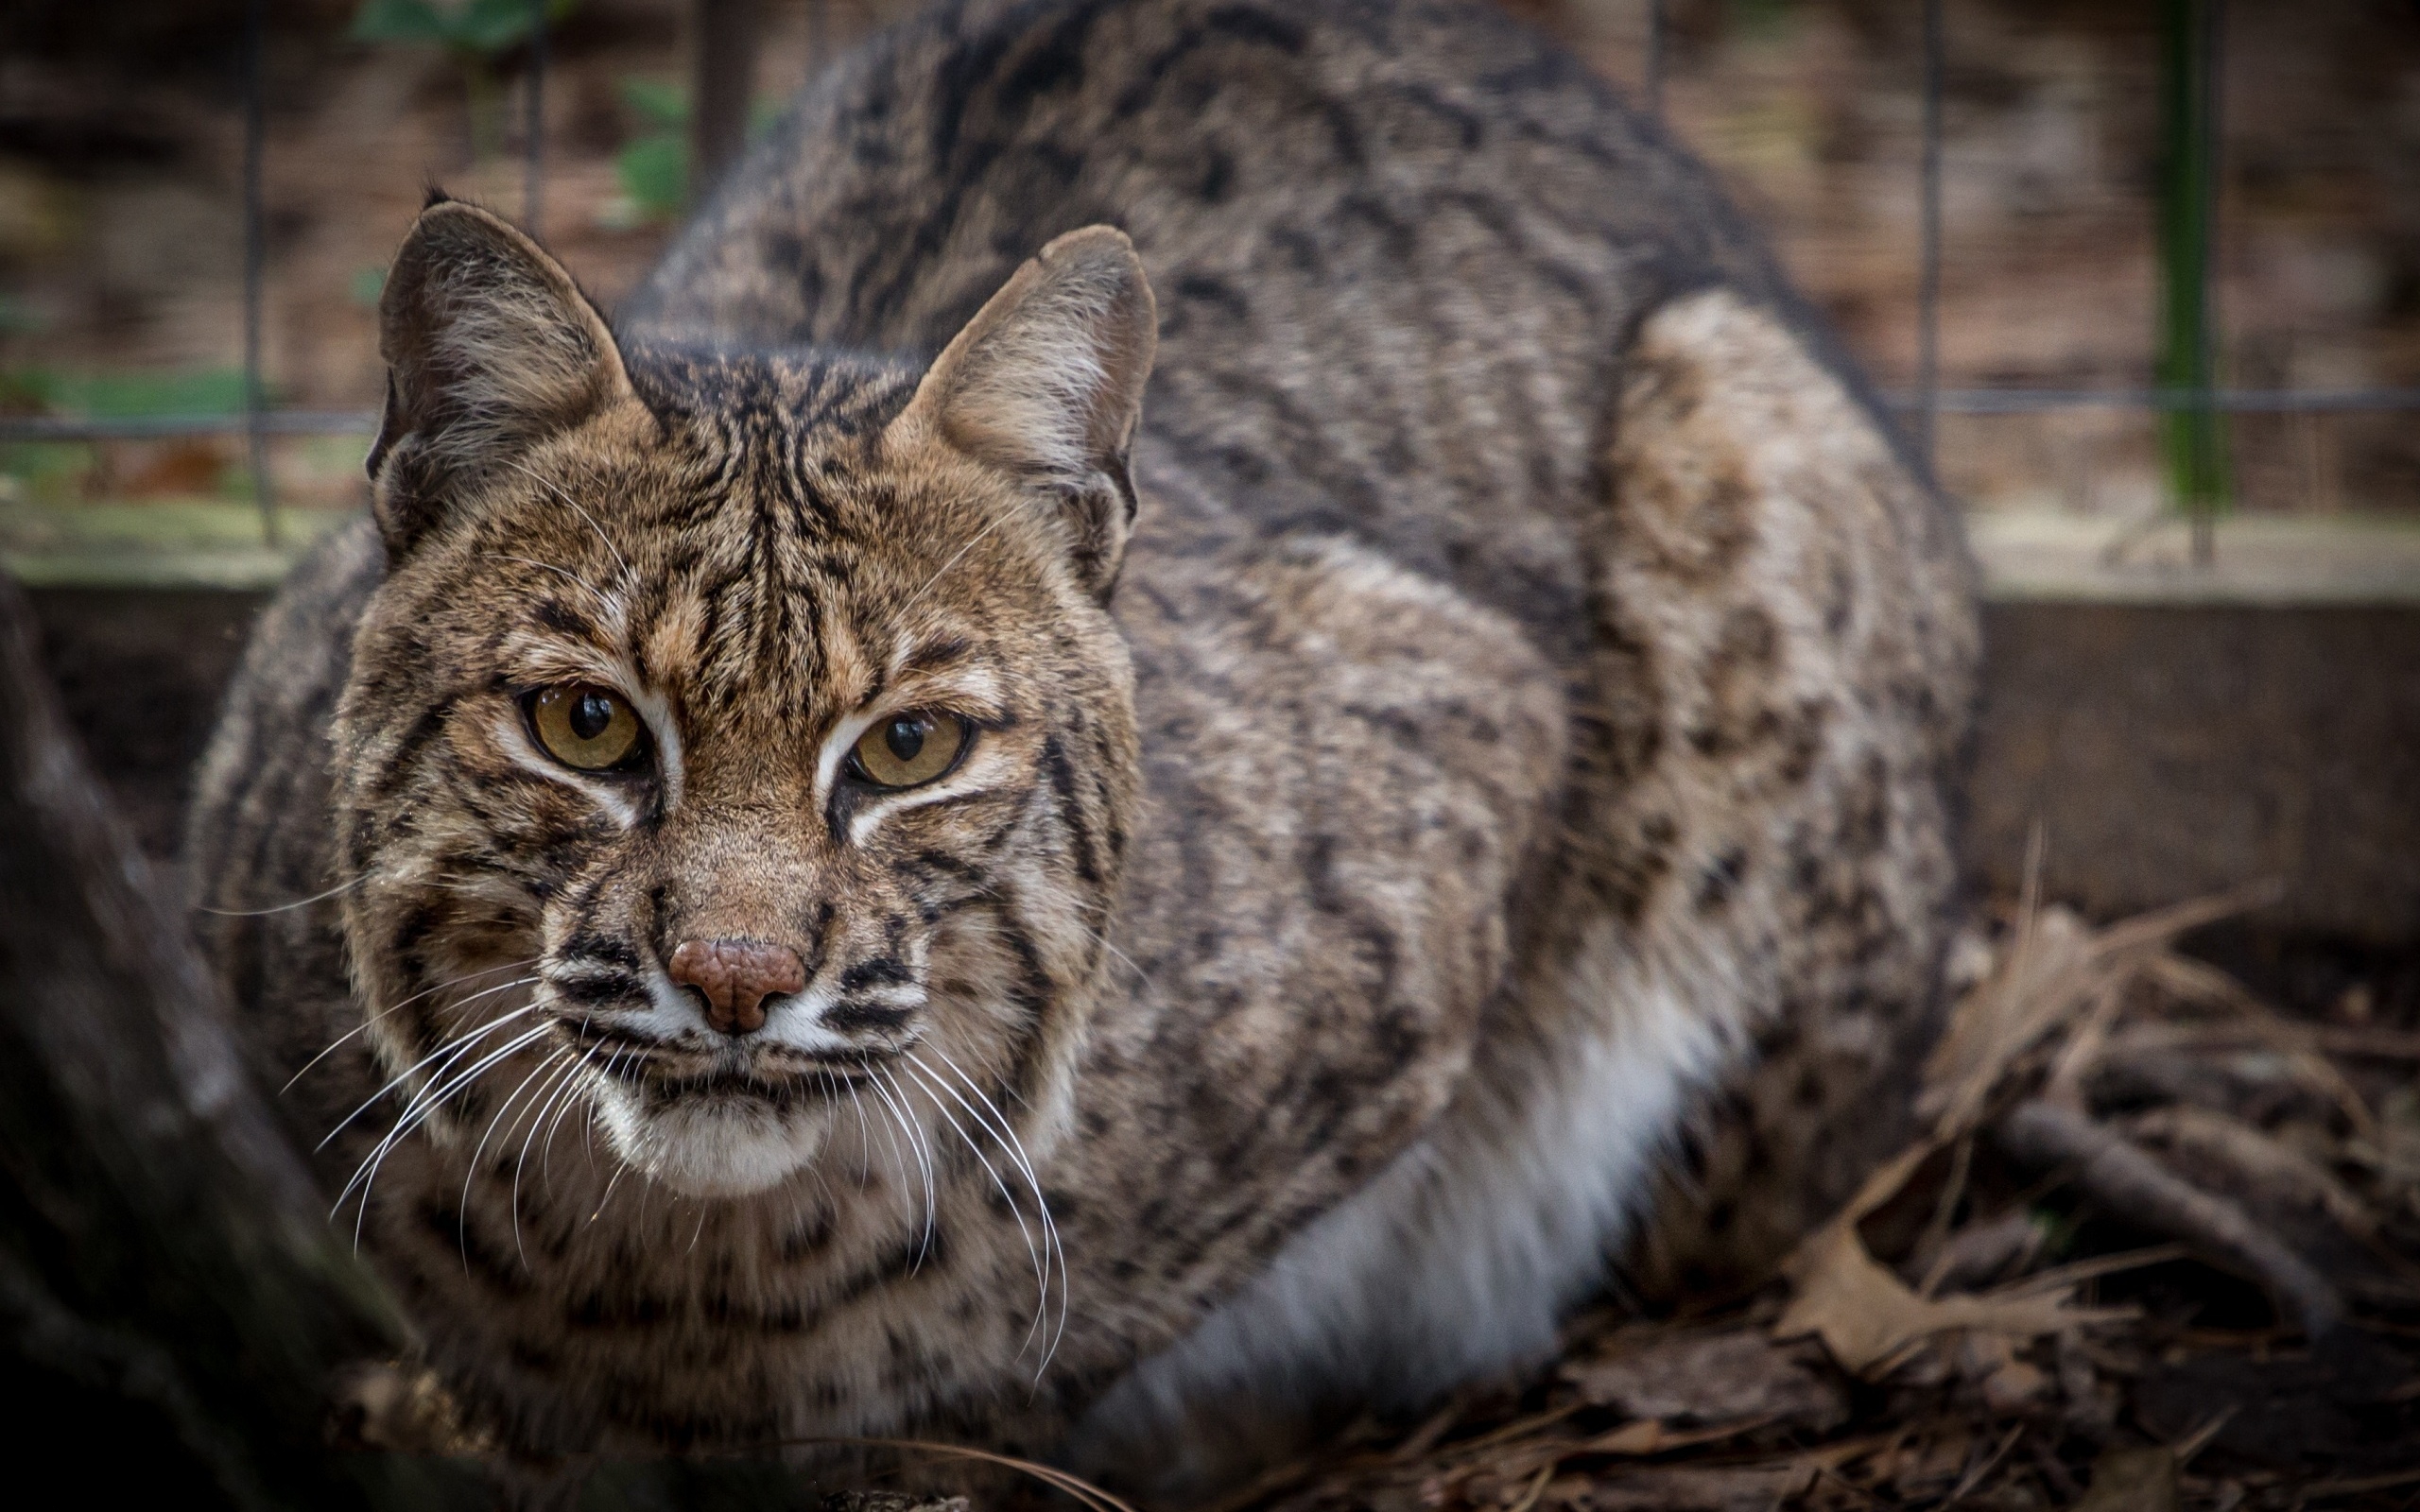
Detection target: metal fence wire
<box><xmin>4</xmin><ymin>0</ymin><xmax>2418</xmax><ymax>554</ymax></box>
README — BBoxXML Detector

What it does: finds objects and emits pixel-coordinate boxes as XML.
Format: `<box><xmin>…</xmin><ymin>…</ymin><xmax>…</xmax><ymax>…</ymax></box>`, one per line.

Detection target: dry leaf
<box><xmin>1918</xmin><ymin>903</ymin><xmax>2100</xmax><ymax>1133</ymax></box>
<box><xmin>1576</xmin><ymin>1416</ymin><xmax>1781</xmax><ymax>1456</ymax></box>
<box><xmin>2073</xmin><ymin>1445</ymin><xmax>2179</xmax><ymax>1512</ymax></box>
<box><xmin>1775</xmin><ymin>1220</ymin><xmax>2125</xmax><ymax>1375</ymax></box>
<box><xmin>1918</xmin><ymin>890</ymin><xmax>2268</xmax><ymax>1140</ymax></box>
<box><xmin>1561</xmin><ymin>1329</ymin><xmax>1845</xmax><ymax>1429</ymax></box>
<box><xmin>1952</xmin><ymin>1332</ymin><xmax>2051</xmax><ymax>1413</ymax></box>
<box><xmin>1586</xmin><ymin>1419</ymin><xmax>1668</xmax><ymax>1454</ymax></box>
<box><xmin>1921</xmin><ymin>1209</ymin><xmax>2049</xmax><ymax>1295</ymax></box>
<box><xmin>1579</xmin><ymin>1465</ymin><xmax>1814</xmax><ymax>1512</ymax></box>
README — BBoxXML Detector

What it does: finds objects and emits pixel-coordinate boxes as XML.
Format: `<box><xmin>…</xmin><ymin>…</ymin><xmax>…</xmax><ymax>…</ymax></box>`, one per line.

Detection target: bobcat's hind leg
<box><xmin>1575</xmin><ymin>285</ymin><xmax>1980</xmax><ymax>1298</ymax></box>
<box><xmin>1070</xmin><ymin>287</ymin><xmax>1978</xmax><ymax>1499</ymax></box>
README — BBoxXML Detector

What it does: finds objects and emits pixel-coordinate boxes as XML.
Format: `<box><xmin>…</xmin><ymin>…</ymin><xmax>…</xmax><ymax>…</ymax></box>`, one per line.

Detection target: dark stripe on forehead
<box><xmin>533</xmin><ymin>595</ymin><xmax>598</xmax><ymax>641</ymax></box>
<box><xmin>901</xmin><ymin>635</ymin><xmax>973</xmax><ymax>674</ymax></box>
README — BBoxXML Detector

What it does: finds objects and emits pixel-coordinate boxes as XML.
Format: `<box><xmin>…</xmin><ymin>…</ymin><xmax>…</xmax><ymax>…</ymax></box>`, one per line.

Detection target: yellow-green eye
<box><xmin>850</xmin><ymin>711</ymin><xmax>968</xmax><ymax>789</ymax></box>
<box><xmin>527</xmin><ymin>685</ymin><xmax>644</xmax><ymax>771</ymax></box>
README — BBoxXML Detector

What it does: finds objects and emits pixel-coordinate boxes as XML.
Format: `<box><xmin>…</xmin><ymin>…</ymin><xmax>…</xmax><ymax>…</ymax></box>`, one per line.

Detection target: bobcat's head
<box><xmin>334</xmin><ymin>200</ymin><xmax>1150</xmax><ymax>1196</ymax></box>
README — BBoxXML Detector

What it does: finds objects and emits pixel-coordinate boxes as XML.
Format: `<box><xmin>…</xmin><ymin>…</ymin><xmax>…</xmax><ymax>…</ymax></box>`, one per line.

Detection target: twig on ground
<box><xmin>1994</xmin><ymin>1099</ymin><xmax>2345</xmax><ymax>1338</ymax></box>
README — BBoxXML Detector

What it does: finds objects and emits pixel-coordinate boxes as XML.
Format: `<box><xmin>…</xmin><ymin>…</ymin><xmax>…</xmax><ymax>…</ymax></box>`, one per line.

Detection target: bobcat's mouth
<box><xmin>570</xmin><ymin>1029</ymin><xmax>879</xmax><ymax>1197</ymax></box>
<box><xmin>568</xmin><ymin>1025</ymin><xmax>886</xmax><ymax>1100</ymax></box>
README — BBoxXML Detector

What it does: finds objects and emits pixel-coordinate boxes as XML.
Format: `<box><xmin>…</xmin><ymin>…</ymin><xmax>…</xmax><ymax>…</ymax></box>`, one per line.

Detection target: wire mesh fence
<box><xmin>2</xmin><ymin>0</ymin><xmax>2413</xmax><ymax>558</ymax></box>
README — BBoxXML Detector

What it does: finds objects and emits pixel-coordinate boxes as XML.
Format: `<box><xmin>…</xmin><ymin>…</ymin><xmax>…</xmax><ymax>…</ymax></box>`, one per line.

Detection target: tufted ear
<box><xmin>893</xmin><ymin>226</ymin><xmax>1158</xmax><ymax>598</ymax></box>
<box><xmin>366</xmin><ymin>198</ymin><xmax>633</xmax><ymax>557</ymax></box>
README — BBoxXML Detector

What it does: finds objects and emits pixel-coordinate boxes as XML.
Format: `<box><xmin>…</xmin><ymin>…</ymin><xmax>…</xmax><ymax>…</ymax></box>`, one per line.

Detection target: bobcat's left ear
<box><xmin>894</xmin><ymin>226</ymin><xmax>1158</xmax><ymax>598</ymax></box>
<box><xmin>367</xmin><ymin>198</ymin><xmax>634</xmax><ymax>557</ymax></box>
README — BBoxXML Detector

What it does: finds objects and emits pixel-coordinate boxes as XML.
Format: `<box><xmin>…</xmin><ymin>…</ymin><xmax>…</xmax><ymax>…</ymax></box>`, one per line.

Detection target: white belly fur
<box><xmin>1071</xmin><ymin>914</ymin><xmax>1740</xmax><ymax>1493</ymax></box>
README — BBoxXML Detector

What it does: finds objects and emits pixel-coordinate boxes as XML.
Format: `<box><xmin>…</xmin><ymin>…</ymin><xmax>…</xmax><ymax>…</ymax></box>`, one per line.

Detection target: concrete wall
<box><xmin>1969</xmin><ymin>602</ymin><xmax>2419</xmax><ymax>946</ymax></box>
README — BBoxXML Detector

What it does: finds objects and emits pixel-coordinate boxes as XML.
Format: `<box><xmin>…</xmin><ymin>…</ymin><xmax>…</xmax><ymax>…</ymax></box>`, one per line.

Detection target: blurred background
<box><xmin>2</xmin><ymin>0</ymin><xmax>2414</xmax><ymax>979</ymax></box>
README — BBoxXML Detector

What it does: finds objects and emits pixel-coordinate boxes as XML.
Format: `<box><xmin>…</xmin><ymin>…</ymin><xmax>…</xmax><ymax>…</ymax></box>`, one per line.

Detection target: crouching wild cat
<box><xmin>189</xmin><ymin>0</ymin><xmax>1975</xmax><ymax>1494</ymax></box>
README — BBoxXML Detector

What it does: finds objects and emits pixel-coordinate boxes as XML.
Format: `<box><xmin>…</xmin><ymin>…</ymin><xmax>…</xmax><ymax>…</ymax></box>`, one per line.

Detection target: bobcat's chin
<box><xmin>592</xmin><ymin>1077</ymin><xmax>837</xmax><ymax>1198</ymax></box>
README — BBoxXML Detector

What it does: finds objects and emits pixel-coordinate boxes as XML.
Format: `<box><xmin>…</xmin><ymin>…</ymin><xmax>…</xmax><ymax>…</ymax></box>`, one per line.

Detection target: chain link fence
<box><xmin>4</xmin><ymin>0</ymin><xmax>2415</xmax><ymax>560</ymax></box>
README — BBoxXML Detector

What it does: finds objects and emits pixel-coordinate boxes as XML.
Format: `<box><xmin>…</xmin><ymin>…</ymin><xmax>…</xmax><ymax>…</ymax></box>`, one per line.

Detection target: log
<box><xmin>0</xmin><ymin>570</ymin><xmax>467</xmax><ymax>1508</ymax></box>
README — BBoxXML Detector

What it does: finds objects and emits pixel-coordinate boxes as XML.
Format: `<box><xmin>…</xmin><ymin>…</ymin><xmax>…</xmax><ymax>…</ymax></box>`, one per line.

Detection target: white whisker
<box><xmin>864</xmin><ymin>1066</ymin><xmax>937</xmax><ymax>1266</ymax></box>
<box><xmin>459</xmin><ymin>1044</ymin><xmax>575</xmax><ymax>1267</ymax></box>
<box><xmin>319</xmin><ymin>992</ymin><xmax>539</xmax><ymax>1151</ymax></box>
<box><xmin>924</xmin><ymin>1047</ymin><xmax>1069</xmax><ymax>1372</ymax></box>
<box><xmin>902</xmin><ymin>1057</ymin><xmax>1049</xmax><ymax>1361</ymax></box>
<box><xmin>337</xmin><ymin>1020</ymin><xmax>555</xmax><ymax>1246</ymax></box>
<box><xmin>898</xmin><ymin>511</ymin><xmax>1011</xmax><ymax>614</ymax></box>
<box><xmin>506</xmin><ymin>458</ymin><xmax>631</xmax><ymax>578</ymax></box>
<box><xmin>195</xmin><ymin>871</ymin><xmax>366</xmax><ymax>917</ymax></box>
<box><xmin>284</xmin><ymin>956</ymin><xmax>541</xmax><ymax>1095</ymax></box>
<box><xmin>509</xmin><ymin>1050</ymin><xmax>593</xmax><ymax>1264</ymax></box>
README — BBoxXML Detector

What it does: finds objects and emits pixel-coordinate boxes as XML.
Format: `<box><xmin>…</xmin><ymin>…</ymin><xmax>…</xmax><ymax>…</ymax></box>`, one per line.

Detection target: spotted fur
<box><xmin>187</xmin><ymin>0</ymin><xmax>1975</xmax><ymax>1494</ymax></box>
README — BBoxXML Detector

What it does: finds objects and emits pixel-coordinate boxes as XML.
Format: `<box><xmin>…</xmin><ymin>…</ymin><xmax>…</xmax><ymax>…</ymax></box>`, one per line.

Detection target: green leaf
<box><xmin>615</xmin><ymin>134</ymin><xmax>687</xmax><ymax>222</ymax></box>
<box><xmin>349</xmin><ymin>0</ymin><xmax>452</xmax><ymax>44</ymax></box>
<box><xmin>351</xmin><ymin>0</ymin><xmax>578</xmax><ymax>56</ymax></box>
<box><xmin>618</xmin><ymin>76</ymin><xmax>689</xmax><ymax>130</ymax></box>
<box><xmin>458</xmin><ymin>0</ymin><xmax>541</xmax><ymax>53</ymax></box>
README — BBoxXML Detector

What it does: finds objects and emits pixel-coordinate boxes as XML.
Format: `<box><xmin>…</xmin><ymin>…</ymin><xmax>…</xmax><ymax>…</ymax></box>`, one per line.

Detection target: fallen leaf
<box><xmin>1577</xmin><ymin>1416</ymin><xmax>1777</xmax><ymax>1456</ymax></box>
<box><xmin>1579</xmin><ymin>1464</ymin><xmax>1814</xmax><ymax>1512</ymax></box>
<box><xmin>1561</xmin><ymin>1329</ymin><xmax>1845</xmax><ymax>1429</ymax></box>
<box><xmin>1775</xmin><ymin>1220</ymin><xmax>2127</xmax><ymax>1375</ymax></box>
<box><xmin>2073</xmin><ymin>1445</ymin><xmax>2178</xmax><ymax>1512</ymax></box>
<box><xmin>1587</xmin><ymin>1419</ymin><xmax>1668</xmax><ymax>1454</ymax></box>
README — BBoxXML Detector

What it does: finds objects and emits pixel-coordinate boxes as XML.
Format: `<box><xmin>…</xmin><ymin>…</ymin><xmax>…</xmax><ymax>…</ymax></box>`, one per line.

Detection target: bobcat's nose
<box><xmin>666</xmin><ymin>938</ymin><xmax>806</xmax><ymax>1035</ymax></box>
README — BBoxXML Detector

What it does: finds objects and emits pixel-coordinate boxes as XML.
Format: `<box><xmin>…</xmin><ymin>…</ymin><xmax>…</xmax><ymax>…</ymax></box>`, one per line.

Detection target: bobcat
<box><xmin>188</xmin><ymin>0</ymin><xmax>1975</xmax><ymax>1494</ymax></box>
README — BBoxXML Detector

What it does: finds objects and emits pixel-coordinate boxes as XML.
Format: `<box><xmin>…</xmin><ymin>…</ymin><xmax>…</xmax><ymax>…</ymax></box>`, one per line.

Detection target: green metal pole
<box><xmin>2158</xmin><ymin>0</ymin><xmax>2227</xmax><ymax>563</ymax></box>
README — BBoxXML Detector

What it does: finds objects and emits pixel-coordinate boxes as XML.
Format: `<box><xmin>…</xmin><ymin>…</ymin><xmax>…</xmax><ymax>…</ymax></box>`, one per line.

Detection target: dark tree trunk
<box><xmin>0</xmin><ymin>571</ymin><xmax>470</xmax><ymax>1509</ymax></box>
<box><xmin>690</xmin><ymin>0</ymin><xmax>762</xmax><ymax>204</ymax></box>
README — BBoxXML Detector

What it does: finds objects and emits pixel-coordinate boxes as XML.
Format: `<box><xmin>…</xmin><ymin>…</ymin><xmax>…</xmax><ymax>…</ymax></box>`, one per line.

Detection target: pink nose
<box><xmin>666</xmin><ymin>938</ymin><xmax>805</xmax><ymax>1035</ymax></box>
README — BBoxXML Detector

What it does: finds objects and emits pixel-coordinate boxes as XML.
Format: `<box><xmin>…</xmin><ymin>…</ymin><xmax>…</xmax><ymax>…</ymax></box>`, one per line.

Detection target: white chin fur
<box><xmin>592</xmin><ymin>1081</ymin><xmax>832</xmax><ymax>1198</ymax></box>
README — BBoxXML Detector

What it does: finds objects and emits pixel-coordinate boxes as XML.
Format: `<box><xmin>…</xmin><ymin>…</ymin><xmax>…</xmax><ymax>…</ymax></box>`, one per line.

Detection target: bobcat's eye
<box><xmin>848</xmin><ymin>712</ymin><xmax>968</xmax><ymax>790</ymax></box>
<box><xmin>527</xmin><ymin>685</ymin><xmax>645</xmax><ymax>772</ymax></box>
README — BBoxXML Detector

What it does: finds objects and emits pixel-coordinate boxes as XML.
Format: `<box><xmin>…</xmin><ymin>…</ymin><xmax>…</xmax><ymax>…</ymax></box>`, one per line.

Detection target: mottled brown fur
<box><xmin>187</xmin><ymin>0</ymin><xmax>1974</xmax><ymax>1495</ymax></box>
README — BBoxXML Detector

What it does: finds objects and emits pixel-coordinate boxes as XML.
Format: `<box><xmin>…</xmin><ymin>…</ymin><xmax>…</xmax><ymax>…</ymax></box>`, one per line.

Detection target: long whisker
<box><xmin>885</xmin><ymin>1064</ymin><xmax>946</xmax><ymax>1266</ymax></box>
<box><xmin>863</xmin><ymin>1067</ymin><xmax>936</xmax><ymax>1266</ymax></box>
<box><xmin>897</xmin><ymin>511</ymin><xmax>1011</xmax><ymax>614</ymax></box>
<box><xmin>535</xmin><ymin>1043</ymin><xmax>603</xmax><ymax>1194</ymax></box>
<box><xmin>506</xmin><ymin>458</ymin><xmax>631</xmax><ymax>578</ymax></box>
<box><xmin>496</xmin><ymin>552</ymin><xmax>608</xmax><ymax>600</ymax></box>
<box><xmin>901</xmin><ymin>1057</ymin><xmax>1049</xmax><ymax>1361</ymax></box>
<box><xmin>507</xmin><ymin>1049</ymin><xmax>592</xmax><ymax>1265</ymax></box>
<box><xmin>196</xmin><ymin>871</ymin><xmax>366</xmax><ymax>917</ymax></box>
<box><xmin>458</xmin><ymin>1043</ymin><xmax>575</xmax><ymax>1265</ymax></box>
<box><xmin>852</xmin><ymin>1066</ymin><xmax>909</xmax><ymax>1203</ymax></box>
<box><xmin>337</xmin><ymin>1020</ymin><xmax>555</xmax><ymax>1244</ymax></box>
<box><xmin>339</xmin><ymin>1015</ymin><xmax>551</xmax><ymax>1217</ymax></box>
<box><xmin>924</xmin><ymin>1047</ymin><xmax>1068</xmax><ymax>1371</ymax></box>
<box><xmin>318</xmin><ymin>992</ymin><xmax>540</xmax><ymax>1150</ymax></box>
<box><xmin>586</xmin><ymin>1048</ymin><xmax>638</xmax><ymax>1223</ymax></box>
<box><xmin>285</xmin><ymin>956</ymin><xmax>541</xmax><ymax>1095</ymax></box>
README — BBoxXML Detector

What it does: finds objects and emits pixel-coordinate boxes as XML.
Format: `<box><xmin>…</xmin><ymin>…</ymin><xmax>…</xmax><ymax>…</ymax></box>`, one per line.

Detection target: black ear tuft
<box><xmin>369</xmin><ymin>200</ymin><xmax>631</xmax><ymax>557</ymax></box>
<box><xmin>422</xmin><ymin>183</ymin><xmax>453</xmax><ymax>211</ymax></box>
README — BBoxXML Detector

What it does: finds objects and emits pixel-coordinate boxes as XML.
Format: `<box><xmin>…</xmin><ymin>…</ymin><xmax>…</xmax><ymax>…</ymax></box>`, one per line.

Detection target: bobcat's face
<box><xmin>333</xmin><ymin>204</ymin><xmax>1150</xmax><ymax>1197</ymax></box>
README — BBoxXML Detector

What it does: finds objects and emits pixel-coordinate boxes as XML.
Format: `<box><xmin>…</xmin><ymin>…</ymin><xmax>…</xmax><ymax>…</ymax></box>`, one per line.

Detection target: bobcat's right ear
<box><xmin>367</xmin><ymin>199</ymin><xmax>632</xmax><ymax>556</ymax></box>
